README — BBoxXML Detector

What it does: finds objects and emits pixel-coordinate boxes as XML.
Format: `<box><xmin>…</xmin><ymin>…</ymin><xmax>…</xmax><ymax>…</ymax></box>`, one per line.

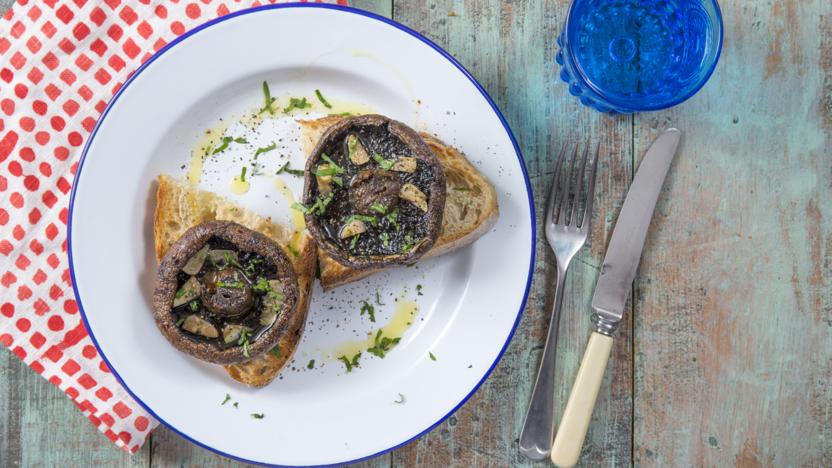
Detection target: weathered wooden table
<box><xmin>2</xmin><ymin>1</ymin><xmax>830</xmax><ymax>466</ymax></box>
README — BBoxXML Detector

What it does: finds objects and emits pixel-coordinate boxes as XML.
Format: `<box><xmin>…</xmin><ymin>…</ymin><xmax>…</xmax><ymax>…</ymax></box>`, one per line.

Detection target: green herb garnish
<box><xmin>350</xmin><ymin>234</ymin><xmax>360</xmax><ymax>250</ymax></box>
<box><xmin>189</xmin><ymin>301</ymin><xmax>199</xmax><ymax>312</ymax></box>
<box><xmin>321</xmin><ymin>154</ymin><xmax>344</xmax><ymax>173</ymax></box>
<box><xmin>233</xmin><ymin>402</ymin><xmax>239</xmax><ymax>409</ymax></box>
<box><xmin>385</xmin><ymin>209</ymin><xmax>399</xmax><ymax>230</ymax></box>
<box><xmin>375</xmin><ymin>291</ymin><xmax>385</xmax><ymax>306</ymax></box>
<box><xmin>394</xmin><ymin>393</ymin><xmax>406</xmax><ymax>404</ymax></box>
<box><xmin>260</xmin><ymin>81</ymin><xmax>275</xmax><ymax>115</ymax></box>
<box><xmin>402</xmin><ymin>232</ymin><xmax>416</xmax><ymax>252</ymax></box>
<box><xmin>307</xmin><ymin>359</ymin><xmax>315</xmax><ymax>369</ymax></box>
<box><xmin>283</xmin><ymin>97</ymin><xmax>310</xmax><ymax>113</ymax></box>
<box><xmin>345</xmin><ymin>214</ymin><xmax>378</xmax><ymax>227</ymax></box>
<box><xmin>251</xmin><ymin>413</ymin><xmax>265</xmax><ymax>419</ymax></box>
<box><xmin>238</xmin><ymin>166</ymin><xmax>247</xmax><ymax>183</ymax></box>
<box><xmin>270</xmin><ymin>345</ymin><xmax>282</xmax><ymax>358</ymax></box>
<box><xmin>286</xmin><ymin>244</ymin><xmax>300</xmax><ymax>257</ymax></box>
<box><xmin>176</xmin><ymin>316</ymin><xmax>185</xmax><ymax>327</ymax></box>
<box><xmin>429</xmin><ymin>351</ymin><xmax>437</xmax><ymax>361</ymax></box>
<box><xmin>252</xmin><ymin>277</ymin><xmax>270</xmax><ymax>293</ymax></box>
<box><xmin>360</xmin><ymin>301</ymin><xmax>376</xmax><ymax>322</ymax></box>
<box><xmin>238</xmin><ymin>329</ymin><xmax>252</xmax><ymax>358</ymax></box>
<box><xmin>367</xmin><ymin>330</ymin><xmax>401</xmax><ymax>358</ymax></box>
<box><xmin>373</xmin><ymin>153</ymin><xmax>395</xmax><ymax>170</ymax></box>
<box><xmin>416</xmin><ymin>284</ymin><xmax>423</xmax><ymax>296</ymax></box>
<box><xmin>221</xmin><ymin>393</ymin><xmax>231</xmax><ymax>405</ymax></box>
<box><xmin>380</xmin><ymin>232</ymin><xmax>390</xmax><ymax>248</ymax></box>
<box><xmin>276</xmin><ymin>162</ymin><xmax>304</xmax><ymax>177</ymax></box>
<box><xmin>223</xmin><ymin>251</ymin><xmax>242</xmax><ymax>269</ymax></box>
<box><xmin>253</xmin><ymin>142</ymin><xmax>276</xmax><ymax>158</ymax></box>
<box><xmin>370</xmin><ymin>202</ymin><xmax>388</xmax><ymax>214</ymax></box>
<box><xmin>293</xmin><ymin>192</ymin><xmax>334</xmax><ymax>216</ymax></box>
<box><xmin>338</xmin><ymin>352</ymin><xmax>361</xmax><ymax>372</ymax></box>
<box><xmin>216</xmin><ymin>280</ymin><xmax>245</xmax><ymax>289</ymax></box>
<box><xmin>212</xmin><ymin>136</ymin><xmax>247</xmax><ymax>155</ymax></box>
<box><xmin>314</xmin><ymin>89</ymin><xmax>332</xmax><ymax>109</ymax></box>
<box><xmin>175</xmin><ymin>288</ymin><xmax>186</xmax><ymax>299</ymax></box>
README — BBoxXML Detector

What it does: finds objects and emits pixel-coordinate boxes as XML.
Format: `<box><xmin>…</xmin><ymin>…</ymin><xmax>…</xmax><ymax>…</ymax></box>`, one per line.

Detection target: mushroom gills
<box><xmin>339</xmin><ymin>219</ymin><xmax>367</xmax><ymax>239</ymax></box>
<box><xmin>182</xmin><ymin>245</ymin><xmax>209</xmax><ymax>275</ymax></box>
<box><xmin>399</xmin><ymin>183</ymin><xmax>429</xmax><ymax>212</ymax></box>
<box><xmin>182</xmin><ymin>314</ymin><xmax>219</xmax><ymax>338</ymax></box>
<box><xmin>347</xmin><ymin>134</ymin><xmax>370</xmax><ymax>165</ymax></box>
<box><xmin>391</xmin><ymin>156</ymin><xmax>417</xmax><ymax>173</ymax></box>
<box><xmin>173</xmin><ymin>276</ymin><xmax>202</xmax><ymax>307</ymax></box>
<box><xmin>222</xmin><ymin>324</ymin><xmax>251</xmax><ymax>344</ymax></box>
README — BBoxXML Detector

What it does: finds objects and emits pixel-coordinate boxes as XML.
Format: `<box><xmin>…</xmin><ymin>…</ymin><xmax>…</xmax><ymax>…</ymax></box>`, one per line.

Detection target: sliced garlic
<box><xmin>347</xmin><ymin>134</ymin><xmax>370</xmax><ymax>165</ymax></box>
<box><xmin>182</xmin><ymin>245</ymin><xmax>209</xmax><ymax>275</ymax></box>
<box><xmin>182</xmin><ymin>314</ymin><xmax>219</xmax><ymax>338</ymax></box>
<box><xmin>339</xmin><ymin>219</ymin><xmax>367</xmax><ymax>239</ymax></box>
<box><xmin>173</xmin><ymin>276</ymin><xmax>201</xmax><ymax>307</ymax></box>
<box><xmin>400</xmin><ymin>183</ymin><xmax>428</xmax><ymax>212</ymax></box>
<box><xmin>391</xmin><ymin>156</ymin><xmax>417</xmax><ymax>173</ymax></box>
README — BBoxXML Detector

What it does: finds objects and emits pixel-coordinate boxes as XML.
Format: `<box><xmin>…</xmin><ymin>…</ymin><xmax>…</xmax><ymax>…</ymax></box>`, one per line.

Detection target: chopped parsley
<box><xmin>360</xmin><ymin>301</ymin><xmax>376</xmax><ymax>322</ymax></box>
<box><xmin>293</xmin><ymin>192</ymin><xmax>333</xmax><ymax>216</ymax></box>
<box><xmin>176</xmin><ymin>316</ymin><xmax>185</xmax><ymax>327</ymax></box>
<box><xmin>233</xmin><ymin>402</ymin><xmax>239</xmax><ymax>409</ymax></box>
<box><xmin>270</xmin><ymin>345</ymin><xmax>282</xmax><ymax>358</ymax></box>
<box><xmin>338</xmin><ymin>352</ymin><xmax>361</xmax><ymax>372</ymax></box>
<box><xmin>416</xmin><ymin>284</ymin><xmax>423</xmax><ymax>296</ymax></box>
<box><xmin>370</xmin><ymin>202</ymin><xmax>388</xmax><ymax>214</ymax></box>
<box><xmin>224</xmin><ymin>251</ymin><xmax>242</xmax><ymax>269</ymax></box>
<box><xmin>429</xmin><ymin>351</ymin><xmax>437</xmax><ymax>361</ymax></box>
<box><xmin>238</xmin><ymin>329</ymin><xmax>252</xmax><ymax>358</ymax></box>
<box><xmin>314</xmin><ymin>89</ymin><xmax>332</xmax><ymax>108</ymax></box>
<box><xmin>321</xmin><ymin>153</ymin><xmax>344</xmax><ymax>173</ymax></box>
<box><xmin>375</xmin><ymin>291</ymin><xmax>385</xmax><ymax>306</ymax></box>
<box><xmin>394</xmin><ymin>393</ymin><xmax>406</xmax><ymax>404</ymax></box>
<box><xmin>216</xmin><ymin>280</ymin><xmax>245</xmax><ymax>289</ymax></box>
<box><xmin>283</xmin><ymin>96</ymin><xmax>310</xmax><ymax>113</ymax></box>
<box><xmin>250</xmin><ymin>413</ymin><xmax>265</xmax><ymax>419</ymax></box>
<box><xmin>189</xmin><ymin>301</ymin><xmax>199</xmax><ymax>312</ymax></box>
<box><xmin>402</xmin><ymin>232</ymin><xmax>416</xmax><ymax>252</ymax></box>
<box><xmin>349</xmin><ymin>233</ymin><xmax>360</xmax><ymax>250</ymax></box>
<box><xmin>345</xmin><ymin>214</ymin><xmax>378</xmax><ymax>227</ymax></box>
<box><xmin>238</xmin><ymin>166</ymin><xmax>247</xmax><ymax>183</ymax></box>
<box><xmin>252</xmin><ymin>277</ymin><xmax>270</xmax><ymax>293</ymax></box>
<box><xmin>380</xmin><ymin>232</ymin><xmax>390</xmax><ymax>248</ymax></box>
<box><xmin>212</xmin><ymin>136</ymin><xmax>247</xmax><ymax>155</ymax></box>
<box><xmin>221</xmin><ymin>393</ymin><xmax>231</xmax><ymax>405</ymax></box>
<box><xmin>307</xmin><ymin>359</ymin><xmax>315</xmax><ymax>369</ymax></box>
<box><xmin>286</xmin><ymin>244</ymin><xmax>300</xmax><ymax>257</ymax></box>
<box><xmin>385</xmin><ymin>209</ymin><xmax>400</xmax><ymax>230</ymax></box>
<box><xmin>259</xmin><ymin>81</ymin><xmax>275</xmax><ymax>115</ymax></box>
<box><xmin>367</xmin><ymin>330</ymin><xmax>401</xmax><ymax>358</ymax></box>
<box><xmin>175</xmin><ymin>288</ymin><xmax>186</xmax><ymax>299</ymax></box>
<box><xmin>373</xmin><ymin>153</ymin><xmax>395</xmax><ymax>170</ymax></box>
<box><xmin>276</xmin><ymin>162</ymin><xmax>305</xmax><ymax>177</ymax></box>
<box><xmin>453</xmin><ymin>186</ymin><xmax>471</xmax><ymax>192</ymax></box>
<box><xmin>253</xmin><ymin>142</ymin><xmax>277</xmax><ymax>158</ymax></box>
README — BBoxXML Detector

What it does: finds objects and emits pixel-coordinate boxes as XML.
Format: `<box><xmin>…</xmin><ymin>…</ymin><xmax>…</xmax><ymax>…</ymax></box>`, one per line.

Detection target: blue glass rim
<box><xmin>66</xmin><ymin>3</ymin><xmax>536</xmax><ymax>467</ymax></box>
<box><xmin>563</xmin><ymin>0</ymin><xmax>724</xmax><ymax>112</ymax></box>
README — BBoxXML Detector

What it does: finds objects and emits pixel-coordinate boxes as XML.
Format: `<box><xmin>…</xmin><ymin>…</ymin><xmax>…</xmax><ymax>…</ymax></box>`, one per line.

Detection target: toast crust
<box><xmin>154</xmin><ymin>175</ymin><xmax>316</xmax><ymax>387</ymax></box>
<box><xmin>299</xmin><ymin>118</ymin><xmax>499</xmax><ymax>290</ymax></box>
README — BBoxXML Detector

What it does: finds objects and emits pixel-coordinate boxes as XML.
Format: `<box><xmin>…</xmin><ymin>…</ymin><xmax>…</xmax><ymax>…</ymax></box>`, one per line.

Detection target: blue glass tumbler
<box><xmin>556</xmin><ymin>0</ymin><xmax>723</xmax><ymax>113</ymax></box>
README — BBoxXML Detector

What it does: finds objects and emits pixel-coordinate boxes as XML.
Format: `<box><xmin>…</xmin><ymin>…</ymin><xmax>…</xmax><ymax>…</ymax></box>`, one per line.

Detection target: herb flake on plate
<box><xmin>276</xmin><ymin>162</ymin><xmax>304</xmax><ymax>177</ymax></box>
<box><xmin>315</xmin><ymin>89</ymin><xmax>332</xmax><ymax>109</ymax></box>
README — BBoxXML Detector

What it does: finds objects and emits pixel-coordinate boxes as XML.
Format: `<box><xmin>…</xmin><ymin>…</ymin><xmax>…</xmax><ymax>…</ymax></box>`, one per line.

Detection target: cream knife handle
<box><xmin>550</xmin><ymin>332</ymin><xmax>613</xmax><ymax>467</ymax></box>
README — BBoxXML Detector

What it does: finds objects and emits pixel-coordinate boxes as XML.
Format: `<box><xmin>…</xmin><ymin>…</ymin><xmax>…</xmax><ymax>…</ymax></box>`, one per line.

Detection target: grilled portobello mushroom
<box><xmin>301</xmin><ymin>114</ymin><xmax>446</xmax><ymax>269</ymax></box>
<box><xmin>152</xmin><ymin>221</ymin><xmax>299</xmax><ymax>364</ymax></box>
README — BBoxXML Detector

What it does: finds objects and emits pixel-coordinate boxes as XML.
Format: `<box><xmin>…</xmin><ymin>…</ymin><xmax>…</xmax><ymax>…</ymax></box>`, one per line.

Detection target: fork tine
<box><xmin>570</xmin><ymin>143</ymin><xmax>590</xmax><ymax>226</ymax></box>
<box><xmin>546</xmin><ymin>144</ymin><xmax>568</xmax><ymax>225</ymax></box>
<box><xmin>581</xmin><ymin>141</ymin><xmax>601</xmax><ymax>230</ymax></box>
<box><xmin>556</xmin><ymin>144</ymin><xmax>579</xmax><ymax>225</ymax></box>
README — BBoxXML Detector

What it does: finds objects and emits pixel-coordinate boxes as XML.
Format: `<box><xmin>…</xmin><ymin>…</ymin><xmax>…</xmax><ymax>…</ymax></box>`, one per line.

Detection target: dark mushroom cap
<box><xmin>152</xmin><ymin>221</ymin><xmax>298</xmax><ymax>365</ymax></box>
<box><xmin>302</xmin><ymin>114</ymin><xmax>446</xmax><ymax>269</ymax></box>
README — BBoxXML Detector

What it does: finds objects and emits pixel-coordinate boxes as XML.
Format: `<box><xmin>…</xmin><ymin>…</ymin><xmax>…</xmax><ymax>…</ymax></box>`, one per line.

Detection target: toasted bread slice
<box><xmin>299</xmin><ymin>116</ymin><xmax>499</xmax><ymax>290</ymax></box>
<box><xmin>154</xmin><ymin>175</ymin><xmax>316</xmax><ymax>387</ymax></box>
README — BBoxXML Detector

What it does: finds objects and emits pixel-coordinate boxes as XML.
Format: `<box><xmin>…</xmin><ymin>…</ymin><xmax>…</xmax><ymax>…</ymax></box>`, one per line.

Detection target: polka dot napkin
<box><xmin>0</xmin><ymin>0</ymin><xmax>347</xmax><ymax>454</ymax></box>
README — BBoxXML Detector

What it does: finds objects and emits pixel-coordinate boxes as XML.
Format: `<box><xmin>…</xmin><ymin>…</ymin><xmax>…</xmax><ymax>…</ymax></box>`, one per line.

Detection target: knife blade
<box><xmin>591</xmin><ymin>128</ymin><xmax>681</xmax><ymax>335</ymax></box>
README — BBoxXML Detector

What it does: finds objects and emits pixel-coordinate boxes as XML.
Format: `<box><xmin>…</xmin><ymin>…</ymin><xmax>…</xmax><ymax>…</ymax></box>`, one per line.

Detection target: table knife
<box><xmin>550</xmin><ymin>128</ymin><xmax>681</xmax><ymax>467</ymax></box>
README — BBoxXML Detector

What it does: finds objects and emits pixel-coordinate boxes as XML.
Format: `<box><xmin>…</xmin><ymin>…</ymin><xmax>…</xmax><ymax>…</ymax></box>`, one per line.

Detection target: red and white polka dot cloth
<box><xmin>0</xmin><ymin>0</ymin><xmax>347</xmax><ymax>454</ymax></box>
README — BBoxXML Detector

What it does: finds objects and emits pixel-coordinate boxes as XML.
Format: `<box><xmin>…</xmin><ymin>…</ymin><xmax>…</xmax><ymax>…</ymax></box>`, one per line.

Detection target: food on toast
<box><xmin>301</xmin><ymin>115</ymin><xmax>446</xmax><ymax>269</ymax></box>
<box><xmin>152</xmin><ymin>221</ymin><xmax>299</xmax><ymax>365</ymax></box>
<box><xmin>298</xmin><ymin>117</ymin><xmax>500</xmax><ymax>290</ymax></box>
<box><xmin>154</xmin><ymin>175</ymin><xmax>316</xmax><ymax>386</ymax></box>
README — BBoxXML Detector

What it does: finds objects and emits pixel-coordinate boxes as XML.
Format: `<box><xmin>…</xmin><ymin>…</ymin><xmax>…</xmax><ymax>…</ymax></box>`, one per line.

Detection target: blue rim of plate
<box><xmin>67</xmin><ymin>3</ymin><xmax>536</xmax><ymax>466</ymax></box>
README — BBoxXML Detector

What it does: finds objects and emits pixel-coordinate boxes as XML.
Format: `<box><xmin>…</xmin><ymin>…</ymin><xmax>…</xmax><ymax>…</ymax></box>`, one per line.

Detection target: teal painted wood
<box><xmin>632</xmin><ymin>1</ymin><xmax>832</xmax><ymax>466</ymax></box>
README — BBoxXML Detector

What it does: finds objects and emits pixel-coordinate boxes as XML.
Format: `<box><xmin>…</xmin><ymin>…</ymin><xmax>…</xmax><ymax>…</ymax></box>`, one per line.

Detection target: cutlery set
<box><xmin>520</xmin><ymin>129</ymin><xmax>682</xmax><ymax>466</ymax></box>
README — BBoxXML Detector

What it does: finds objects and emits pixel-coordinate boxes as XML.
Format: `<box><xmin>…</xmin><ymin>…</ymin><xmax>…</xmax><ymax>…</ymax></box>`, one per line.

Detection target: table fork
<box><xmin>519</xmin><ymin>142</ymin><xmax>599</xmax><ymax>461</ymax></box>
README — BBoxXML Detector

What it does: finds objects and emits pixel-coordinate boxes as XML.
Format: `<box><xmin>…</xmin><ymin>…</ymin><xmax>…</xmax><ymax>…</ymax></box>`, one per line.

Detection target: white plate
<box><xmin>69</xmin><ymin>5</ymin><xmax>534</xmax><ymax>466</ymax></box>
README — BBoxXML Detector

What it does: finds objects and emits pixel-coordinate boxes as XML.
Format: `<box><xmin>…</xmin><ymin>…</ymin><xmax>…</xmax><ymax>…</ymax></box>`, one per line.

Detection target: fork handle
<box><xmin>550</xmin><ymin>331</ymin><xmax>613</xmax><ymax>467</ymax></box>
<box><xmin>518</xmin><ymin>267</ymin><xmax>567</xmax><ymax>460</ymax></box>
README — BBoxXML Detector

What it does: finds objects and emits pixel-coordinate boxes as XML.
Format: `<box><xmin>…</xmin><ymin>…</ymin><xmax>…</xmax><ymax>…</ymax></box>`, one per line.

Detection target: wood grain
<box><xmin>632</xmin><ymin>1</ymin><xmax>832</xmax><ymax>466</ymax></box>
<box><xmin>390</xmin><ymin>1</ymin><xmax>633</xmax><ymax>466</ymax></box>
